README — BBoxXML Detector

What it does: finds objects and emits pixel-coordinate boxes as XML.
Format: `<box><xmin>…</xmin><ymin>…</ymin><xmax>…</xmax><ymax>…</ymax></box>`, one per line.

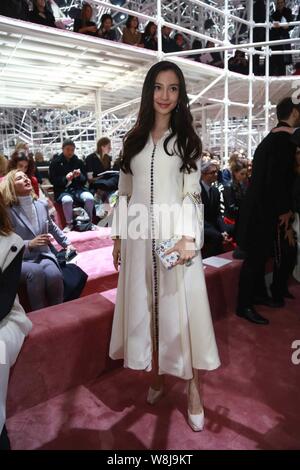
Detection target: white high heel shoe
<box><xmin>187</xmin><ymin>409</ymin><xmax>205</xmax><ymax>432</ymax></box>
<box><xmin>187</xmin><ymin>383</ymin><xmax>204</xmax><ymax>431</ymax></box>
<box><xmin>147</xmin><ymin>386</ymin><xmax>164</xmax><ymax>405</ymax></box>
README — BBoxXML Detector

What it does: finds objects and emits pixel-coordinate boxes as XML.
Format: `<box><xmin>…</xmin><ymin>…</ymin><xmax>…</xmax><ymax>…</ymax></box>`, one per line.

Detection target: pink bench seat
<box><xmin>52</xmin><ymin>227</ymin><xmax>112</xmax><ymax>253</ymax></box>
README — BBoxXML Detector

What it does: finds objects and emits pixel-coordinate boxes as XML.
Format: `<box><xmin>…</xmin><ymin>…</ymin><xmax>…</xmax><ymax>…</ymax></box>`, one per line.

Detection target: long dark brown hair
<box><xmin>0</xmin><ymin>192</ymin><xmax>12</xmax><ymax>235</ymax></box>
<box><xmin>8</xmin><ymin>151</ymin><xmax>36</xmax><ymax>177</ymax></box>
<box><xmin>121</xmin><ymin>61</ymin><xmax>202</xmax><ymax>174</ymax></box>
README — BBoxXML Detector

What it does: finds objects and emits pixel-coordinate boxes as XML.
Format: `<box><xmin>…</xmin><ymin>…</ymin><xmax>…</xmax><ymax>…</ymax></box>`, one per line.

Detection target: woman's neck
<box><xmin>153</xmin><ymin>114</ymin><xmax>170</xmax><ymax>134</ymax></box>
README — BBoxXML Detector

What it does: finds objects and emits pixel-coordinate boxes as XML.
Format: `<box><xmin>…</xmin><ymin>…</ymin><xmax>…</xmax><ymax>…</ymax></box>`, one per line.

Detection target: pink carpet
<box><xmin>52</xmin><ymin>228</ymin><xmax>113</xmax><ymax>253</ymax></box>
<box><xmin>7</xmin><ymin>252</ymin><xmax>300</xmax><ymax>449</ymax></box>
<box><xmin>7</xmin><ymin>284</ymin><xmax>300</xmax><ymax>449</ymax></box>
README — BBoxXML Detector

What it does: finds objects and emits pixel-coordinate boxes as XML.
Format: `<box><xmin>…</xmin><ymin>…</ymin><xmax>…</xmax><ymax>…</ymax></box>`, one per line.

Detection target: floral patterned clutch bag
<box><xmin>155</xmin><ymin>239</ymin><xmax>180</xmax><ymax>270</ymax></box>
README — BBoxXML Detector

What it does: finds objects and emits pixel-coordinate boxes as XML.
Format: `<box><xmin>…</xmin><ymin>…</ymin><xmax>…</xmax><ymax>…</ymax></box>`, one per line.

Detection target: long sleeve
<box><xmin>49</xmin><ymin>160</ymin><xmax>67</xmax><ymax>188</ymax></box>
<box><xmin>48</xmin><ymin>214</ymin><xmax>70</xmax><ymax>248</ymax></box>
<box><xmin>174</xmin><ymin>160</ymin><xmax>204</xmax><ymax>250</ymax></box>
<box><xmin>111</xmin><ymin>169</ymin><xmax>132</xmax><ymax>239</ymax></box>
<box><xmin>0</xmin><ymin>248</ymin><xmax>24</xmax><ymax>322</ymax></box>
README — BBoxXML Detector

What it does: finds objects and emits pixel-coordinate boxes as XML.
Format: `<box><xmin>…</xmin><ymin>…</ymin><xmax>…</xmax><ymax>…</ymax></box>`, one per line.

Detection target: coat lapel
<box><xmin>33</xmin><ymin>200</ymin><xmax>44</xmax><ymax>234</ymax></box>
<box><xmin>11</xmin><ymin>205</ymin><xmax>36</xmax><ymax>237</ymax></box>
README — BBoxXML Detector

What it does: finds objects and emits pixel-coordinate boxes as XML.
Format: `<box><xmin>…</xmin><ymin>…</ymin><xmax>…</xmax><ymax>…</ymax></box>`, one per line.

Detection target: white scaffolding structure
<box><xmin>0</xmin><ymin>0</ymin><xmax>300</xmax><ymax>162</ymax></box>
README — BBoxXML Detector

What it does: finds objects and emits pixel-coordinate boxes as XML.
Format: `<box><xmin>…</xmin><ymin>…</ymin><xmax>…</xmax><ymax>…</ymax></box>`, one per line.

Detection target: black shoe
<box><xmin>253</xmin><ymin>296</ymin><xmax>285</xmax><ymax>308</ymax></box>
<box><xmin>236</xmin><ymin>307</ymin><xmax>269</xmax><ymax>325</ymax></box>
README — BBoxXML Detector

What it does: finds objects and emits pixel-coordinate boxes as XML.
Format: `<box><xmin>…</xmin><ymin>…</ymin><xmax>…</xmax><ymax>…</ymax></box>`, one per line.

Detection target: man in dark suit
<box><xmin>237</xmin><ymin>97</ymin><xmax>300</xmax><ymax>325</ymax></box>
<box><xmin>201</xmin><ymin>161</ymin><xmax>232</xmax><ymax>257</ymax></box>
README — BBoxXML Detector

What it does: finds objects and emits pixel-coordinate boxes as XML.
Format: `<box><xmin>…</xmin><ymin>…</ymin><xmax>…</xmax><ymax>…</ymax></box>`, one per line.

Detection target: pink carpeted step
<box><xmin>52</xmin><ymin>227</ymin><xmax>113</xmax><ymax>253</ymax></box>
<box><xmin>73</xmin><ymin>245</ymin><xmax>118</xmax><ymax>296</ymax></box>
<box><xmin>7</xmin><ymin>283</ymin><xmax>300</xmax><ymax>450</ymax></box>
<box><xmin>7</xmin><ymin>293</ymin><xmax>120</xmax><ymax>418</ymax></box>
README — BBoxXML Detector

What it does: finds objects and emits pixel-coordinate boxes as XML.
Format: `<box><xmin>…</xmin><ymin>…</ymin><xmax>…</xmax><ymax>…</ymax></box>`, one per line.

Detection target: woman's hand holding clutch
<box><xmin>165</xmin><ymin>236</ymin><xmax>196</xmax><ymax>267</ymax></box>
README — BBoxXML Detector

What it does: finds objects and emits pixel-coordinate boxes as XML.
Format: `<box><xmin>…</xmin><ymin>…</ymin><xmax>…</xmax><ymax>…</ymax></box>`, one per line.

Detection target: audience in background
<box><xmin>142</xmin><ymin>21</ymin><xmax>157</xmax><ymax>51</ymax></box>
<box><xmin>161</xmin><ymin>26</ymin><xmax>181</xmax><ymax>53</ymax></box>
<box><xmin>223</xmin><ymin>159</ymin><xmax>248</xmax><ymax>237</ymax></box>
<box><xmin>201</xmin><ymin>160</ymin><xmax>233</xmax><ymax>257</ymax></box>
<box><xmin>49</xmin><ymin>139</ymin><xmax>94</xmax><ymax>232</ymax></box>
<box><xmin>270</xmin><ymin>0</ymin><xmax>294</xmax><ymax>76</ymax></box>
<box><xmin>122</xmin><ymin>16</ymin><xmax>143</xmax><ymax>47</ymax></box>
<box><xmin>0</xmin><ymin>170</ymin><xmax>75</xmax><ymax>311</ymax></box>
<box><xmin>0</xmin><ymin>155</ymin><xmax>8</xmax><ymax>181</ymax></box>
<box><xmin>29</xmin><ymin>0</ymin><xmax>56</xmax><ymax>28</ymax></box>
<box><xmin>228</xmin><ymin>50</ymin><xmax>249</xmax><ymax>75</ymax></box>
<box><xmin>73</xmin><ymin>2</ymin><xmax>98</xmax><ymax>37</ymax></box>
<box><xmin>8</xmin><ymin>151</ymin><xmax>40</xmax><ymax>197</ymax></box>
<box><xmin>98</xmin><ymin>14</ymin><xmax>117</xmax><ymax>42</ymax></box>
<box><xmin>293</xmin><ymin>62</ymin><xmax>300</xmax><ymax>76</ymax></box>
<box><xmin>200</xmin><ymin>41</ymin><xmax>224</xmax><ymax>68</ymax></box>
<box><xmin>0</xmin><ymin>0</ymin><xmax>30</xmax><ymax>21</ymax></box>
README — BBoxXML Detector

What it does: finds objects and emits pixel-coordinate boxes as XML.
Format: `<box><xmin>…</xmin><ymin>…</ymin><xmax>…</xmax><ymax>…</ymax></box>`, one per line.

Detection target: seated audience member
<box><xmin>191</xmin><ymin>39</ymin><xmax>202</xmax><ymax>62</ymax></box>
<box><xmin>122</xmin><ymin>16</ymin><xmax>143</xmax><ymax>47</ymax></box>
<box><xmin>201</xmin><ymin>161</ymin><xmax>232</xmax><ymax>257</ymax></box>
<box><xmin>0</xmin><ymin>155</ymin><xmax>8</xmax><ymax>181</ymax></box>
<box><xmin>174</xmin><ymin>33</ymin><xmax>185</xmax><ymax>51</ymax></box>
<box><xmin>0</xmin><ymin>170</ymin><xmax>75</xmax><ymax>311</ymax></box>
<box><xmin>49</xmin><ymin>139</ymin><xmax>94</xmax><ymax>231</ymax></box>
<box><xmin>221</xmin><ymin>151</ymin><xmax>243</xmax><ymax>186</ymax></box>
<box><xmin>8</xmin><ymin>151</ymin><xmax>40</xmax><ymax>197</ymax></box>
<box><xmin>98</xmin><ymin>14</ymin><xmax>117</xmax><ymax>41</ymax></box>
<box><xmin>34</xmin><ymin>151</ymin><xmax>45</xmax><ymax>184</ymax></box>
<box><xmin>161</xmin><ymin>26</ymin><xmax>181</xmax><ymax>53</ymax></box>
<box><xmin>73</xmin><ymin>2</ymin><xmax>98</xmax><ymax>37</ymax></box>
<box><xmin>293</xmin><ymin>62</ymin><xmax>300</xmax><ymax>76</ymax></box>
<box><xmin>142</xmin><ymin>21</ymin><xmax>157</xmax><ymax>51</ymax></box>
<box><xmin>0</xmin><ymin>0</ymin><xmax>29</xmax><ymax>21</ymax></box>
<box><xmin>223</xmin><ymin>159</ymin><xmax>248</xmax><ymax>235</ymax></box>
<box><xmin>85</xmin><ymin>137</ymin><xmax>119</xmax><ymax>203</ymax></box>
<box><xmin>228</xmin><ymin>50</ymin><xmax>249</xmax><ymax>75</ymax></box>
<box><xmin>0</xmin><ymin>192</ymin><xmax>32</xmax><ymax>450</ymax></box>
<box><xmin>29</xmin><ymin>0</ymin><xmax>56</xmax><ymax>28</ymax></box>
<box><xmin>200</xmin><ymin>41</ymin><xmax>224</xmax><ymax>68</ymax></box>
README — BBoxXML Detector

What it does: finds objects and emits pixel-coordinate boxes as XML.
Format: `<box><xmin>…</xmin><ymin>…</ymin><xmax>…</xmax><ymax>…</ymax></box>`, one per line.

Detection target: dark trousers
<box><xmin>204</xmin><ymin>227</ymin><xmax>224</xmax><ymax>257</ymax></box>
<box><xmin>271</xmin><ymin>227</ymin><xmax>297</xmax><ymax>300</ymax></box>
<box><xmin>237</xmin><ymin>247</ymin><xmax>269</xmax><ymax>309</ymax></box>
<box><xmin>0</xmin><ymin>425</ymin><xmax>11</xmax><ymax>450</ymax></box>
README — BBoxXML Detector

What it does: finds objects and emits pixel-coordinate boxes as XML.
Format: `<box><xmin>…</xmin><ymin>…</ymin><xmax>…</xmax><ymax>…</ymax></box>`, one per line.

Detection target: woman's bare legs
<box><xmin>187</xmin><ymin>369</ymin><xmax>203</xmax><ymax>414</ymax></box>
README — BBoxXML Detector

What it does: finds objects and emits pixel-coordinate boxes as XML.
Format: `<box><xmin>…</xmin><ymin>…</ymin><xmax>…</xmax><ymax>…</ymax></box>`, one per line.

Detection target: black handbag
<box><xmin>49</xmin><ymin>244</ymin><xmax>88</xmax><ymax>301</ymax></box>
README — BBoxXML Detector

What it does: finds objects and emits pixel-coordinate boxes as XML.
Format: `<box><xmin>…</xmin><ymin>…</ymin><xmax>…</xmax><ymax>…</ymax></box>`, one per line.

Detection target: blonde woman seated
<box><xmin>0</xmin><ymin>170</ymin><xmax>75</xmax><ymax>311</ymax></box>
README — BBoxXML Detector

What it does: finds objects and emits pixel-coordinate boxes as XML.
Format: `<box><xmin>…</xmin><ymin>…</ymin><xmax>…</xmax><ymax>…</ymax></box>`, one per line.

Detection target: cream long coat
<box><xmin>109</xmin><ymin>132</ymin><xmax>220</xmax><ymax>380</ymax></box>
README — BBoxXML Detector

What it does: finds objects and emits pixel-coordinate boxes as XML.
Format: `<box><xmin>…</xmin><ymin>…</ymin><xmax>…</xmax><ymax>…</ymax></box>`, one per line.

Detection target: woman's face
<box><xmin>234</xmin><ymin>168</ymin><xmax>247</xmax><ymax>183</ymax></box>
<box><xmin>36</xmin><ymin>0</ymin><xmax>45</xmax><ymax>10</ymax></box>
<box><xmin>130</xmin><ymin>17</ymin><xmax>138</xmax><ymax>29</ymax></box>
<box><xmin>85</xmin><ymin>6</ymin><xmax>93</xmax><ymax>21</ymax></box>
<box><xmin>17</xmin><ymin>160</ymin><xmax>29</xmax><ymax>174</ymax></box>
<box><xmin>14</xmin><ymin>171</ymin><xmax>32</xmax><ymax>196</ymax></box>
<box><xmin>150</xmin><ymin>24</ymin><xmax>157</xmax><ymax>36</ymax></box>
<box><xmin>102</xmin><ymin>143</ymin><xmax>111</xmax><ymax>155</ymax></box>
<box><xmin>103</xmin><ymin>18</ymin><xmax>112</xmax><ymax>30</ymax></box>
<box><xmin>153</xmin><ymin>70</ymin><xmax>180</xmax><ymax>117</ymax></box>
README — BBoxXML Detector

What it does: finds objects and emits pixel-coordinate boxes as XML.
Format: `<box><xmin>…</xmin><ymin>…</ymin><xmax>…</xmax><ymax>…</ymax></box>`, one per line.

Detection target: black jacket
<box><xmin>237</xmin><ymin>122</ymin><xmax>297</xmax><ymax>252</ymax></box>
<box><xmin>0</xmin><ymin>248</ymin><xmax>24</xmax><ymax>322</ymax></box>
<box><xmin>201</xmin><ymin>182</ymin><xmax>226</xmax><ymax>232</ymax></box>
<box><xmin>49</xmin><ymin>153</ymin><xmax>87</xmax><ymax>200</ymax></box>
<box><xmin>29</xmin><ymin>7</ymin><xmax>56</xmax><ymax>28</ymax></box>
<box><xmin>85</xmin><ymin>152</ymin><xmax>111</xmax><ymax>177</ymax></box>
<box><xmin>223</xmin><ymin>182</ymin><xmax>247</xmax><ymax>221</ymax></box>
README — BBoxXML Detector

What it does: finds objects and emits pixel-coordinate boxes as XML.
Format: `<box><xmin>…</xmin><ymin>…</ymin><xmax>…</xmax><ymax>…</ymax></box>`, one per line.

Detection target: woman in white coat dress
<box><xmin>110</xmin><ymin>61</ymin><xmax>220</xmax><ymax>431</ymax></box>
<box><xmin>0</xmin><ymin>193</ymin><xmax>32</xmax><ymax>449</ymax></box>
